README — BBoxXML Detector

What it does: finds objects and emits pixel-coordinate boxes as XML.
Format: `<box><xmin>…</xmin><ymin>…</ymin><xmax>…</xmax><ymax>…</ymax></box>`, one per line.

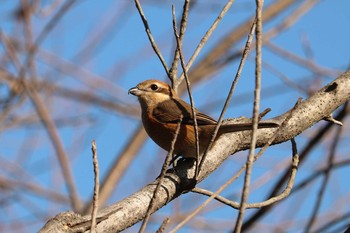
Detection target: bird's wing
<box><xmin>153</xmin><ymin>98</ymin><xmax>217</xmax><ymax>125</ymax></box>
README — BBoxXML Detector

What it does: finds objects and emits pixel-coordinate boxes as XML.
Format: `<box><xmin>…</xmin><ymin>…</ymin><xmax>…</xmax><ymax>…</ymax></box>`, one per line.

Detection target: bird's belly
<box><xmin>142</xmin><ymin>115</ymin><xmax>199</xmax><ymax>158</ymax></box>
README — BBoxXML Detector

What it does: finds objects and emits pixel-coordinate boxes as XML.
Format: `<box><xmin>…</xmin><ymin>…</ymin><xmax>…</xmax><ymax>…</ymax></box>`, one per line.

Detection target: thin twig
<box><xmin>170</xmin><ymin>93</ymin><xmax>301</xmax><ymax>232</ymax></box>
<box><xmin>311</xmin><ymin>212</ymin><xmax>350</xmax><ymax>233</ymax></box>
<box><xmin>293</xmin><ymin>159</ymin><xmax>350</xmax><ymax>194</ymax></box>
<box><xmin>182</xmin><ymin>0</ymin><xmax>300</xmax><ymax>87</ymax></box>
<box><xmin>177</xmin><ymin>0</ymin><xmax>235</xmax><ymax>85</ymax></box>
<box><xmin>261</xmin><ymin>60</ymin><xmax>309</xmax><ymax>94</ymax></box>
<box><xmin>138</xmin><ymin>116</ymin><xmax>183</xmax><ymax>233</ymax></box>
<box><xmin>303</xmin><ymin>126</ymin><xmax>342</xmax><ymax>233</ymax></box>
<box><xmin>258</xmin><ymin>108</ymin><xmax>271</xmax><ymax>120</ymax></box>
<box><xmin>21</xmin><ymin>81</ymin><xmax>81</xmax><ymax>211</ymax></box>
<box><xmin>265</xmin><ymin>41</ymin><xmax>340</xmax><ymax>78</ymax></box>
<box><xmin>171</xmin><ymin>99</ymin><xmax>299</xmax><ymax>231</ymax></box>
<box><xmin>82</xmin><ymin>126</ymin><xmax>146</xmax><ymax>214</ymax></box>
<box><xmin>169</xmin><ymin>160</ymin><xmax>245</xmax><ymax>233</ymax></box>
<box><xmin>172</xmin><ymin>6</ymin><xmax>200</xmax><ymax>179</ymax></box>
<box><xmin>18</xmin><ymin>0</ymin><xmax>77</xmax><ymax>81</ymax></box>
<box><xmin>253</xmin><ymin>97</ymin><xmax>302</xmax><ymax>162</ymax></box>
<box><xmin>14</xmin><ymin>0</ymin><xmax>81</xmax><ymax>212</ymax></box>
<box><xmin>169</xmin><ymin>0</ymin><xmax>190</xmax><ymax>84</ymax></box>
<box><xmin>156</xmin><ymin>217</ymin><xmax>170</xmax><ymax>233</ymax></box>
<box><xmin>234</xmin><ymin>1</ymin><xmax>264</xmax><ymax>231</ymax></box>
<box><xmin>177</xmin><ymin>100</ymin><xmax>298</xmax><ymax>230</ymax></box>
<box><xmin>0</xmin><ymin>31</ymin><xmax>21</xmax><ymax>71</ymax></box>
<box><xmin>323</xmin><ymin>114</ymin><xmax>343</xmax><ymax>126</ymax></box>
<box><xmin>0</xmin><ymin>175</ymin><xmax>69</xmax><ymax>204</ymax></box>
<box><xmin>241</xmin><ymin>102</ymin><xmax>348</xmax><ymax>232</ymax></box>
<box><xmin>252</xmin><ymin>138</ymin><xmax>298</xmax><ymax>206</ymax></box>
<box><xmin>192</xmin><ymin>138</ymin><xmax>299</xmax><ymax>209</ymax></box>
<box><xmin>264</xmin><ymin>0</ymin><xmax>320</xmax><ymax>44</ymax></box>
<box><xmin>22</xmin><ymin>0</ymin><xmax>38</xmax><ymax>84</ymax></box>
<box><xmin>90</xmin><ymin>140</ymin><xmax>99</xmax><ymax>233</ymax></box>
<box><xmin>134</xmin><ymin>0</ymin><xmax>170</xmax><ymax>78</ymax></box>
<box><xmin>197</xmin><ymin>18</ymin><xmax>257</xmax><ymax>177</ymax></box>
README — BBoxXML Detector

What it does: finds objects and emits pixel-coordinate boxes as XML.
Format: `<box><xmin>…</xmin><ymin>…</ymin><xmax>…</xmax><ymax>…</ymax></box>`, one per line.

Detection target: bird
<box><xmin>128</xmin><ymin>79</ymin><xmax>278</xmax><ymax>159</ymax></box>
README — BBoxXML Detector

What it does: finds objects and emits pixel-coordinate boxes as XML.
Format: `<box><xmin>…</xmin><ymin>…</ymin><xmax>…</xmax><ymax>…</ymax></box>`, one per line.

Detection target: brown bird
<box><xmin>128</xmin><ymin>79</ymin><xmax>278</xmax><ymax>159</ymax></box>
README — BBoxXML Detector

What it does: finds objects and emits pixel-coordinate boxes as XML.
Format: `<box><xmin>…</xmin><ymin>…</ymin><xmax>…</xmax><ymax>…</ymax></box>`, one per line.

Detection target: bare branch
<box><xmin>90</xmin><ymin>140</ymin><xmax>100</xmax><ymax>233</ymax></box>
<box><xmin>134</xmin><ymin>0</ymin><xmax>170</xmax><ymax>78</ymax></box>
<box><xmin>169</xmin><ymin>0</ymin><xmax>190</xmax><ymax>83</ymax></box>
<box><xmin>156</xmin><ymin>217</ymin><xmax>170</xmax><ymax>233</ymax></box>
<box><xmin>265</xmin><ymin>42</ymin><xmax>341</xmax><ymax>78</ymax></box>
<box><xmin>172</xmin><ymin>6</ymin><xmax>200</xmax><ymax>179</ymax></box>
<box><xmin>303</xmin><ymin>125</ymin><xmax>343</xmax><ymax>232</ymax></box>
<box><xmin>171</xmin><ymin>138</ymin><xmax>298</xmax><ymax>230</ymax></box>
<box><xmin>241</xmin><ymin>102</ymin><xmax>349</xmax><ymax>231</ymax></box>
<box><xmin>192</xmin><ymin>141</ymin><xmax>298</xmax><ymax>208</ymax></box>
<box><xmin>21</xmin><ymin>81</ymin><xmax>81</xmax><ymax>212</ymax></box>
<box><xmin>181</xmin><ymin>0</ymin><xmax>302</xmax><ymax>93</ymax></box>
<box><xmin>139</xmin><ymin>116</ymin><xmax>183</xmax><ymax>233</ymax></box>
<box><xmin>197</xmin><ymin>18</ymin><xmax>257</xmax><ymax>179</ymax></box>
<box><xmin>177</xmin><ymin>0</ymin><xmax>235</xmax><ymax>88</ymax></box>
<box><xmin>323</xmin><ymin>114</ymin><xmax>343</xmax><ymax>126</ymax></box>
<box><xmin>39</xmin><ymin>70</ymin><xmax>350</xmax><ymax>232</ymax></box>
<box><xmin>82</xmin><ymin>127</ymin><xmax>148</xmax><ymax>214</ymax></box>
<box><xmin>19</xmin><ymin>0</ymin><xmax>77</xmax><ymax>79</ymax></box>
<box><xmin>234</xmin><ymin>1</ymin><xmax>264</xmax><ymax>231</ymax></box>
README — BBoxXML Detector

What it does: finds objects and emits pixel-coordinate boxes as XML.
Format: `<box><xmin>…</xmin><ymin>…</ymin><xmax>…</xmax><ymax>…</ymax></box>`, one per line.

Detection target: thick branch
<box><xmin>39</xmin><ymin>70</ymin><xmax>350</xmax><ymax>232</ymax></box>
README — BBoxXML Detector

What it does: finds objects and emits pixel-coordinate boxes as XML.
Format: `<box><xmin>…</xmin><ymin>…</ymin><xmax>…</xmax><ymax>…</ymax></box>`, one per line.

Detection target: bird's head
<box><xmin>128</xmin><ymin>79</ymin><xmax>177</xmax><ymax>109</ymax></box>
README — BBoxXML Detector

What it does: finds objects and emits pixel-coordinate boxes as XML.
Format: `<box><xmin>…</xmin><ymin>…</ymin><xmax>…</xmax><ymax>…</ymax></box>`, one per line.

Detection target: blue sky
<box><xmin>0</xmin><ymin>0</ymin><xmax>349</xmax><ymax>232</ymax></box>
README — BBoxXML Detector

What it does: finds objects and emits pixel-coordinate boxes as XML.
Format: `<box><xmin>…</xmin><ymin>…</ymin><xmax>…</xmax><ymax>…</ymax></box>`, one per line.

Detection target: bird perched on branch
<box><xmin>128</xmin><ymin>79</ymin><xmax>278</xmax><ymax>159</ymax></box>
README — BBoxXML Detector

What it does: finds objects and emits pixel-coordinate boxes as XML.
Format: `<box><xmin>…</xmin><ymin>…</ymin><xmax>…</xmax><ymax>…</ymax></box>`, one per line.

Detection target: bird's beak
<box><xmin>128</xmin><ymin>86</ymin><xmax>141</xmax><ymax>96</ymax></box>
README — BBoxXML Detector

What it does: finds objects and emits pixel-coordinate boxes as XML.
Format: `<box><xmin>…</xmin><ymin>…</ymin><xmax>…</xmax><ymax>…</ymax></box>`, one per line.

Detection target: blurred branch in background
<box><xmin>0</xmin><ymin>1</ymin><xmax>349</xmax><ymax>233</ymax></box>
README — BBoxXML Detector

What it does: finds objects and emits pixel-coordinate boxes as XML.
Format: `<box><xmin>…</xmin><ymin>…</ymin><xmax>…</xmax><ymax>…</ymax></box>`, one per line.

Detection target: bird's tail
<box><xmin>219</xmin><ymin>122</ymin><xmax>279</xmax><ymax>134</ymax></box>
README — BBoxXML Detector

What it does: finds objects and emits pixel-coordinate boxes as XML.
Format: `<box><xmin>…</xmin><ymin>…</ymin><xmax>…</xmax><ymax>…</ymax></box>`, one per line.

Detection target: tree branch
<box><xmin>39</xmin><ymin>70</ymin><xmax>350</xmax><ymax>232</ymax></box>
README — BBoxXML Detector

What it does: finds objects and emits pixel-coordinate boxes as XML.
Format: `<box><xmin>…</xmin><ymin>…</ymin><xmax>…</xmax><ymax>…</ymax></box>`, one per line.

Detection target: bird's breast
<box><xmin>142</xmin><ymin>111</ymin><xmax>198</xmax><ymax>157</ymax></box>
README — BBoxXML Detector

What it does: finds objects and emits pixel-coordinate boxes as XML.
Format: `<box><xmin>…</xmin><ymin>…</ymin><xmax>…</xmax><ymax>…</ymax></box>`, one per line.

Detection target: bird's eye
<box><xmin>150</xmin><ymin>84</ymin><xmax>158</xmax><ymax>91</ymax></box>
